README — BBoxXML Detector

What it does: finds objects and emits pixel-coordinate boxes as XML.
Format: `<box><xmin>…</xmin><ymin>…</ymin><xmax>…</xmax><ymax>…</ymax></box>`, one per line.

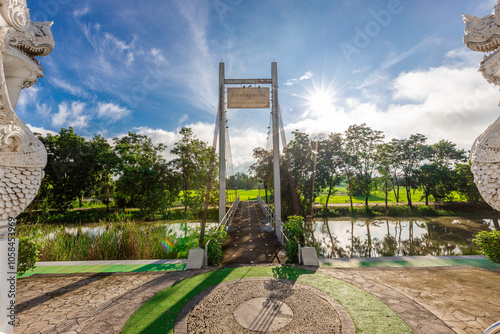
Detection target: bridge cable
<box><xmin>266</xmin><ymin>110</ymin><xmax>273</xmax><ymax>152</ymax></box>
<box><xmin>225</xmin><ymin>122</ymin><xmax>236</xmax><ymax>201</ymax></box>
<box><xmin>278</xmin><ymin>101</ymin><xmax>301</xmax><ymax>215</ymax></box>
<box><xmin>199</xmin><ymin>104</ymin><xmax>220</xmax><ymax>247</ymax></box>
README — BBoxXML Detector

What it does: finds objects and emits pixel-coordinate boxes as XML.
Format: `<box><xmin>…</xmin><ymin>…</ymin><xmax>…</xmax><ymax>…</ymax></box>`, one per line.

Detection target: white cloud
<box><xmin>73</xmin><ymin>6</ymin><xmax>90</xmax><ymax>18</ymax></box>
<box><xmin>167</xmin><ymin>0</ymin><xmax>218</xmax><ymax>113</ymax></box>
<box><xmin>50</xmin><ymin>78</ymin><xmax>85</xmax><ymax>97</ymax></box>
<box><xmin>26</xmin><ymin>124</ymin><xmax>57</xmax><ymax>137</ymax></box>
<box><xmin>284</xmin><ymin>71</ymin><xmax>314</xmax><ymax>86</ymax></box>
<box><xmin>52</xmin><ymin>101</ymin><xmax>90</xmax><ymax>130</ymax></box>
<box><xmin>381</xmin><ymin>35</ymin><xmax>441</xmax><ymax>70</ymax></box>
<box><xmin>150</xmin><ymin>48</ymin><xmax>168</xmax><ymax>65</ymax></box>
<box><xmin>130</xmin><ymin>122</ymin><xmax>266</xmax><ymax>173</ymax></box>
<box><xmin>79</xmin><ymin>21</ymin><xmax>137</xmax><ymax>76</ymax></box>
<box><xmin>35</xmin><ymin>103</ymin><xmax>52</xmax><ymax>117</ymax></box>
<box><xmin>17</xmin><ymin>86</ymin><xmax>39</xmax><ymax>114</ymax></box>
<box><xmin>178</xmin><ymin>113</ymin><xmax>189</xmax><ymax>125</ymax></box>
<box><xmin>286</xmin><ymin>64</ymin><xmax>499</xmax><ymax>151</ymax></box>
<box><xmin>97</xmin><ymin>102</ymin><xmax>131</xmax><ymax>123</ymax></box>
<box><xmin>299</xmin><ymin>71</ymin><xmax>314</xmax><ymax>81</ymax></box>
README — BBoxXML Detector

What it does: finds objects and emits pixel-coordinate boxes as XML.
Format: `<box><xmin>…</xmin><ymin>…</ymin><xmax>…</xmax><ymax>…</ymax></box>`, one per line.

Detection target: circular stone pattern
<box><xmin>233</xmin><ymin>297</ymin><xmax>293</xmax><ymax>332</ymax></box>
<box><xmin>186</xmin><ymin>278</ymin><xmax>341</xmax><ymax>333</ymax></box>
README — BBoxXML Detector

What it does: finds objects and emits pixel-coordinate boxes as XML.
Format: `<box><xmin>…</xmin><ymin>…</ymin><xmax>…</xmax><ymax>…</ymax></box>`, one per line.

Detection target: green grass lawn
<box><xmin>222</xmin><ymin>186</ymin><xmax>462</xmax><ymax>205</ymax></box>
<box><xmin>314</xmin><ymin>186</ymin><xmax>462</xmax><ymax>205</ymax></box>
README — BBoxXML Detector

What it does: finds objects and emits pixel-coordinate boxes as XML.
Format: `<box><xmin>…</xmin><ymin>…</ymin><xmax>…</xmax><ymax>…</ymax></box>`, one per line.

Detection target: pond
<box><xmin>0</xmin><ymin>221</ymin><xmax>219</xmax><ymax>240</ymax></box>
<box><xmin>303</xmin><ymin>217</ymin><xmax>500</xmax><ymax>258</ymax></box>
<box><xmin>59</xmin><ymin>221</ymin><xmax>219</xmax><ymax>238</ymax></box>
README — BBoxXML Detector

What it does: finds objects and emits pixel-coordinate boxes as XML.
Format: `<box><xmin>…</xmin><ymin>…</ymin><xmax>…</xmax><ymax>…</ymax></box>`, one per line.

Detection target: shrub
<box><xmin>203</xmin><ymin>228</ymin><xmax>227</xmax><ymax>266</ymax></box>
<box><xmin>473</xmin><ymin>231</ymin><xmax>500</xmax><ymax>263</ymax></box>
<box><xmin>17</xmin><ymin>236</ymin><xmax>40</xmax><ymax>276</ymax></box>
<box><xmin>283</xmin><ymin>215</ymin><xmax>305</xmax><ymax>263</ymax></box>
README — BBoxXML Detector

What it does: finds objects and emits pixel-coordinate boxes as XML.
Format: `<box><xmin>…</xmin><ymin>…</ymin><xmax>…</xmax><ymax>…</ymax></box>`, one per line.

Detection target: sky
<box><xmin>20</xmin><ymin>0</ymin><xmax>500</xmax><ymax>173</ymax></box>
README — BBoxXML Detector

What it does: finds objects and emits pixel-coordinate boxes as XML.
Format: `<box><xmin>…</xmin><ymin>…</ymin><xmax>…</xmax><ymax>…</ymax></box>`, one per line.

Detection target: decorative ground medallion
<box><xmin>182</xmin><ymin>278</ymin><xmax>344</xmax><ymax>333</ymax></box>
<box><xmin>233</xmin><ymin>297</ymin><xmax>293</xmax><ymax>332</ymax></box>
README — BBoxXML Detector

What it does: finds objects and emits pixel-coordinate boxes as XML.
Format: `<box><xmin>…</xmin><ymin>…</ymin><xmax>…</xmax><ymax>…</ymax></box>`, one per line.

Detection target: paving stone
<box><xmin>13</xmin><ymin>263</ymin><xmax>500</xmax><ymax>333</ymax></box>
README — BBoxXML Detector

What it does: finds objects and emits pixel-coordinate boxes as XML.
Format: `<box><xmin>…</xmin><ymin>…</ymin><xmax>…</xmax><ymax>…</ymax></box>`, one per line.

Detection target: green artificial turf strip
<box><xmin>320</xmin><ymin>258</ymin><xmax>500</xmax><ymax>270</ymax></box>
<box><xmin>19</xmin><ymin>263</ymin><xmax>186</xmax><ymax>277</ymax></box>
<box><xmin>299</xmin><ymin>274</ymin><xmax>412</xmax><ymax>333</ymax></box>
<box><xmin>121</xmin><ymin>266</ymin><xmax>411</xmax><ymax>334</ymax></box>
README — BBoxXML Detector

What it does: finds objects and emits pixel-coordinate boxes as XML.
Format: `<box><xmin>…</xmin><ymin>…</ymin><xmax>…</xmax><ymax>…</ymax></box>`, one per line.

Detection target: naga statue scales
<box><xmin>464</xmin><ymin>1</ymin><xmax>500</xmax><ymax>210</ymax></box>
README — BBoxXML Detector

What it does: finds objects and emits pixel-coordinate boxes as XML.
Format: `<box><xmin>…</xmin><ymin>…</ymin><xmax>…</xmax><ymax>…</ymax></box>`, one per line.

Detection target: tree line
<box><xmin>251</xmin><ymin>123</ymin><xmax>482</xmax><ymax>218</ymax></box>
<box><xmin>32</xmin><ymin>123</ymin><xmax>481</xmax><ymax>219</ymax></box>
<box><xmin>32</xmin><ymin>127</ymin><xmax>215</xmax><ymax>217</ymax></box>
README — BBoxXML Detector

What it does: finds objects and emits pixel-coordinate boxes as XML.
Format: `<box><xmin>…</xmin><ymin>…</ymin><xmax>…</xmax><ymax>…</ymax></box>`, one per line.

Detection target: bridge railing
<box><xmin>204</xmin><ymin>196</ymin><xmax>240</xmax><ymax>265</ymax></box>
<box><xmin>257</xmin><ymin>196</ymin><xmax>287</xmax><ymax>245</ymax></box>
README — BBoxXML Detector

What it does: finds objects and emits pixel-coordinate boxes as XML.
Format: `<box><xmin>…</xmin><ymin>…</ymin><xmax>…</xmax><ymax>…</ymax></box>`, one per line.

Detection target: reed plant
<box><xmin>16</xmin><ymin>221</ymin><xmax>204</xmax><ymax>261</ymax></box>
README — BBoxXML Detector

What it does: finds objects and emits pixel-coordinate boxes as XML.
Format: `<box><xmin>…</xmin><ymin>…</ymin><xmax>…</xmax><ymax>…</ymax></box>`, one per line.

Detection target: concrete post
<box><xmin>271</xmin><ymin>62</ymin><xmax>281</xmax><ymax>220</ymax></box>
<box><xmin>219</xmin><ymin>62</ymin><xmax>226</xmax><ymax>223</ymax></box>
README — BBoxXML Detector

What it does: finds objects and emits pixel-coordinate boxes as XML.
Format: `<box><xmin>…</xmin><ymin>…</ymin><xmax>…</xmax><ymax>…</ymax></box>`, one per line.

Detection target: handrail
<box><xmin>484</xmin><ymin>321</ymin><xmax>500</xmax><ymax>334</ymax></box>
<box><xmin>257</xmin><ymin>196</ymin><xmax>288</xmax><ymax>245</ymax></box>
<box><xmin>204</xmin><ymin>196</ymin><xmax>240</xmax><ymax>265</ymax></box>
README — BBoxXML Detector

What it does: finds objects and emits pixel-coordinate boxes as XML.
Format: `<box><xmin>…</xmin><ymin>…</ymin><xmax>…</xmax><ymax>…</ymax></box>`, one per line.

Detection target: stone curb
<box><xmin>36</xmin><ymin>259</ymin><xmax>187</xmax><ymax>266</ymax></box>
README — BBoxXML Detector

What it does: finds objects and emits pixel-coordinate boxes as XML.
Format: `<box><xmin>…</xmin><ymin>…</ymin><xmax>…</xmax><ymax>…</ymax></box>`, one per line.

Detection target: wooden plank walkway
<box><xmin>222</xmin><ymin>200</ymin><xmax>285</xmax><ymax>264</ymax></box>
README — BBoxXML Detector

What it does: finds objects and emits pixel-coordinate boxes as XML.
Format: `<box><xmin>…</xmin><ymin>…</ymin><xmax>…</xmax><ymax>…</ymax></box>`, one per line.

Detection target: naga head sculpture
<box><xmin>0</xmin><ymin>0</ymin><xmax>54</xmax><ymax>221</ymax></box>
<box><xmin>464</xmin><ymin>1</ymin><xmax>500</xmax><ymax>211</ymax></box>
<box><xmin>463</xmin><ymin>1</ymin><xmax>500</xmax><ymax>85</ymax></box>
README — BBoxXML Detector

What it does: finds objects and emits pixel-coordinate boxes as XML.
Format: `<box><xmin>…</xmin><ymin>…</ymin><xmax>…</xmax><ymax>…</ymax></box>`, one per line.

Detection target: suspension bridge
<box><xmin>196</xmin><ymin>62</ymin><xmax>298</xmax><ymax>266</ymax></box>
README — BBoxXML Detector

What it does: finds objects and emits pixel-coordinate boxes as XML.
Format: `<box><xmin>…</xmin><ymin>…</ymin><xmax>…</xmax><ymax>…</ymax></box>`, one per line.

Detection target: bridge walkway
<box><xmin>222</xmin><ymin>200</ymin><xmax>285</xmax><ymax>264</ymax></box>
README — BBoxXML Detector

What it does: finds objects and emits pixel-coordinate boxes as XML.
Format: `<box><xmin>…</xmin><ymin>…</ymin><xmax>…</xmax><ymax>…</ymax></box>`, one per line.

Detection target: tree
<box><xmin>249</xmin><ymin>147</ymin><xmax>273</xmax><ymax>203</ymax></box>
<box><xmin>88</xmin><ymin>134</ymin><xmax>119</xmax><ymax>211</ymax></box>
<box><xmin>38</xmin><ymin>128</ymin><xmax>96</xmax><ymax>212</ymax></box>
<box><xmin>397</xmin><ymin>134</ymin><xmax>428</xmax><ymax>207</ymax></box>
<box><xmin>344</xmin><ymin>124</ymin><xmax>384</xmax><ymax>206</ymax></box>
<box><xmin>317</xmin><ymin>133</ymin><xmax>343</xmax><ymax>212</ymax></box>
<box><xmin>415</xmin><ymin>140</ymin><xmax>466</xmax><ymax>205</ymax></box>
<box><xmin>169</xmin><ymin>128</ymin><xmax>212</xmax><ymax>213</ymax></box>
<box><xmin>455</xmin><ymin>161</ymin><xmax>483</xmax><ymax>202</ymax></box>
<box><xmin>376</xmin><ymin>143</ymin><xmax>396</xmax><ymax>208</ymax></box>
<box><xmin>114</xmin><ymin>132</ymin><xmax>179</xmax><ymax>216</ymax></box>
<box><xmin>379</xmin><ymin>140</ymin><xmax>404</xmax><ymax>203</ymax></box>
<box><xmin>285</xmin><ymin>131</ymin><xmax>316</xmax><ymax>215</ymax></box>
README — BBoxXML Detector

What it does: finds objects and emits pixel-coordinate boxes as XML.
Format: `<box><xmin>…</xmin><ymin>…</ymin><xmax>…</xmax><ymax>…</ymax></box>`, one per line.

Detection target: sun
<box><xmin>302</xmin><ymin>82</ymin><xmax>336</xmax><ymax>114</ymax></box>
<box><xmin>308</xmin><ymin>90</ymin><xmax>334</xmax><ymax>112</ymax></box>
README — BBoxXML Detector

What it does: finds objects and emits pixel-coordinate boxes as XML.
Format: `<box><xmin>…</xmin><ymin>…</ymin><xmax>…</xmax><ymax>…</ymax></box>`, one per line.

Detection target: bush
<box><xmin>17</xmin><ymin>237</ymin><xmax>40</xmax><ymax>276</ymax></box>
<box><xmin>283</xmin><ymin>215</ymin><xmax>305</xmax><ymax>263</ymax></box>
<box><xmin>203</xmin><ymin>228</ymin><xmax>227</xmax><ymax>266</ymax></box>
<box><xmin>473</xmin><ymin>231</ymin><xmax>500</xmax><ymax>263</ymax></box>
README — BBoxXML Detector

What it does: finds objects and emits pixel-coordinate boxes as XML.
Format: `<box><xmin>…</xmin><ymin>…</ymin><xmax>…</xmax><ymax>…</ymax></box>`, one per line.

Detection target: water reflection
<box><xmin>304</xmin><ymin>217</ymin><xmax>498</xmax><ymax>258</ymax></box>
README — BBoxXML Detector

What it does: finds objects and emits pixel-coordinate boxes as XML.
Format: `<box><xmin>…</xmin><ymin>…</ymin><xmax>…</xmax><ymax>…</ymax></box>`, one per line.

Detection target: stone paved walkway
<box><xmin>14</xmin><ymin>270</ymin><xmax>209</xmax><ymax>334</ymax></box>
<box><xmin>330</xmin><ymin>267</ymin><xmax>500</xmax><ymax>334</ymax></box>
<box><xmin>13</xmin><ymin>265</ymin><xmax>500</xmax><ymax>333</ymax></box>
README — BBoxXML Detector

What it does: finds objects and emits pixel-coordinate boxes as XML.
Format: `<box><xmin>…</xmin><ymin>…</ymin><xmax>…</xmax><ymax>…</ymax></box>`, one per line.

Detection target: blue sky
<box><xmin>21</xmin><ymin>0</ymin><xmax>499</xmax><ymax>171</ymax></box>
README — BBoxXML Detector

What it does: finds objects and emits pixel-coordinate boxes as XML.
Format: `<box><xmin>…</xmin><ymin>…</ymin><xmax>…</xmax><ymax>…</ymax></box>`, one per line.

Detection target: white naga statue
<box><xmin>464</xmin><ymin>1</ymin><xmax>500</xmax><ymax>210</ymax></box>
<box><xmin>0</xmin><ymin>0</ymin><xmax>54</xmax><ymax>224</ymax></box>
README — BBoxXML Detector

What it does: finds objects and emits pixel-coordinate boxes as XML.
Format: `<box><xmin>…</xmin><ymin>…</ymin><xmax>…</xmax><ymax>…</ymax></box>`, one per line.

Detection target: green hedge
<box><xmin>473</xmin><ymin>231</ymin><xmax>500</xmax><ymax>263</ymax></box>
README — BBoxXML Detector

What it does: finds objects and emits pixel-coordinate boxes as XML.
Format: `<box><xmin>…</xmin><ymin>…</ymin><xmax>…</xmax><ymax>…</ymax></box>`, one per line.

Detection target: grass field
<box><xmin>224</xmin><ymin>186</ymin><xmax>462</xmax><ymax>205</ymax></box>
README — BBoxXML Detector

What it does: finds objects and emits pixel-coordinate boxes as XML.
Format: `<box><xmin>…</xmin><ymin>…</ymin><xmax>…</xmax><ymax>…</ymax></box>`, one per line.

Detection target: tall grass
<box><xmin>16</xmin><ymin>221</ymin><xmax>202</xmax><ymax>261</ymax></box>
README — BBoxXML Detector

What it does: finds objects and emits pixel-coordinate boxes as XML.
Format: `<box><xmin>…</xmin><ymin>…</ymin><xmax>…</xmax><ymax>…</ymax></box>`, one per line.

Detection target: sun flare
<box><xmin>305</xmin><ymin>87</ymin><xmax>335</xmax><ymax>113</ymax></box>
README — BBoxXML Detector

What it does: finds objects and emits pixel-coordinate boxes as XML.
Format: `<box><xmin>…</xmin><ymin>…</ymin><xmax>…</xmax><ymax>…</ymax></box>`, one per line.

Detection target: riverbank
<box><xmin>312</xmin><ymin>201</ymin><xmax>500</xmax><ymax>219</ymax></box>
<box><xmin>18</xmin><ymin>201</ymin><xmax>500</xmax><ymax>225</ymax></box>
